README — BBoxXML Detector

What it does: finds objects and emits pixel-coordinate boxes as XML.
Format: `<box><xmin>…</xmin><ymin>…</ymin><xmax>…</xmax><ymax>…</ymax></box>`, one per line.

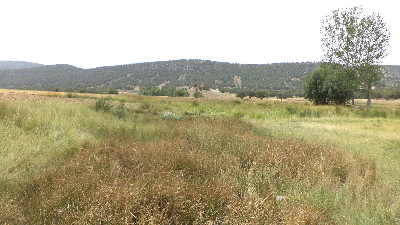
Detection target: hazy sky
<box><xmin>1</xmin><ymin>0</ymin><xmax>399</xmax><ymax>69</ymax></box>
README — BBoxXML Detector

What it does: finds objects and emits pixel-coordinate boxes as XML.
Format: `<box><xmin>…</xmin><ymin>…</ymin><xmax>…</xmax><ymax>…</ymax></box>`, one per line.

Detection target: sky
<box><xmin>1</xmin><ymin>0</ymin><xmax>399</xmax><ymax>69</ymax></box>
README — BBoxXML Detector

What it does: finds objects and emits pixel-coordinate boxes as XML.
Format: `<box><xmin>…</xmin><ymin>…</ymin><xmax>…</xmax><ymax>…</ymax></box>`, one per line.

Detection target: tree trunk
<box><xmin>367</xmin><ymin>86</ymin><xmax>372</xmax><ymax>107</ymax></box>
<box><xmin>351</xmin><ymin>92</ymin><xmax>355</xmax><ymax>106</ymax></box>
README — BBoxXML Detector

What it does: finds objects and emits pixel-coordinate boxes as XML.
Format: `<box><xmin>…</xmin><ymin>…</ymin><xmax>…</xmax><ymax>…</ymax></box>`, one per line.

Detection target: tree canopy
<box><xmin>303</xmin><ymin>64</ymin><xmax>352</xmax><ymax>105</ymax></box>
<box><xmin>321</xmin><ymin>6</ymin><xmax>390</xmax><ymax>107</ymax></box>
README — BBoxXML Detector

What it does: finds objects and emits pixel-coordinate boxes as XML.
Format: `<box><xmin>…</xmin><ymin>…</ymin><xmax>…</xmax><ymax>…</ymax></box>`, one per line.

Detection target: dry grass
<box><xmin>1</xmin><ymin>117</ymin><xmax>377</xmax><ymax>224</ymax></box>
<box><xmin>1</xmin><ymin>90</ymin><xmax>398</xmax><ymax>223</ymax></box>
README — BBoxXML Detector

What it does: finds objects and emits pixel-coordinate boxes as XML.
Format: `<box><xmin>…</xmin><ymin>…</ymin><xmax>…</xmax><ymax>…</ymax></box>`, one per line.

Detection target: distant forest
<box><xmin>0</xmin><ymin>60</ymin><xmax>399</xmax><ymax>98</ymax></box>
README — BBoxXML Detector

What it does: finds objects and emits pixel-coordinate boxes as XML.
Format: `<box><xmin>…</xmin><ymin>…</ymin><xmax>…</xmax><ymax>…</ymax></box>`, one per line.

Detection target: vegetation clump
<box><xmin>303</xmin><ymin>63</ymin><xmax>352</xmax><ymax>105</ymax></box>
<box><xmin>193</xmin><ymin>91</ymin><xmax>204</xmax><ymax>98</ymax></box>
<box><xmin>162</xmin><ymin>110</ymin><xmax>181</xmax><ymax>120</ymax></box>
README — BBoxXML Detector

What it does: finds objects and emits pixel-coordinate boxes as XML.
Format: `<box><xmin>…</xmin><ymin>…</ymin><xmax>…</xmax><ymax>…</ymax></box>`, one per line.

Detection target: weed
<box><xmin>94</xmin><ymin>98</ymin><xmax>112</xmax><ymax>112</ymax></box>
<box><xmin>233</xmin><ymin>100</ymin><xmax>241</xmax><ymax>104</ymax></box>
<box><xmin>162</xmin><ymin>111</ymin><xmax>181</xmax><ymax>120</ymax></box>
<box><xmin>286</xmin><ymin>106</ymin><xmax>298</xmax><ymax>115</ymax></box>
<box><xmin>191</xmin><ymin>100</ymin><xmax>200</xmax><ymax>107</ymax></box>
<box><xmin>112</xmin><ymin>102</ymin><xmax>126</xmax><ymax>119</ymax></box>
<box><xmin>396</xmin><ymin>107</ymin><xmax>400</xmax><ymax>118</ymax></box>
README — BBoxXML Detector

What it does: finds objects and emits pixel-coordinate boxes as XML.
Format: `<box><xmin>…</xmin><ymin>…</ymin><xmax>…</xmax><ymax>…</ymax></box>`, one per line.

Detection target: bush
<box><xmin>303</xmin><ymin>64</ymin><xmax>351</xmax><ymax>105</ymax></box>
<box><xmin>193</xmin><ymin>91</ymin><xmax>204</xmax><ymax>98</ymax></box>
<box><xmin>174</xmin><ymin>89</ymin><xmax>190</xmax><ymax>97</ymax></box>
<box><xmin>113</xmin><ymin>103</ymin><xmax>126</xmax><ymax>119</ymax></box>
<box><xmin>255</xmin><ymin>90</ymin><xmax>268</xmax><ymax>100</ymax></box>
<box><xmin>192</xmin><ymin>100</ymin><xmax>200</xmax><ymax>107</ymax></box>
<box><xmin>395</xmin><ymin>107</ymin><xmax>400</xmax><ymax>118</ymax></box>
<box><xmin>162</xmin><ymin>111</ymin><xmax>181</xmax><ymax>120</ymax></box>
<box><xmin>236</xmin><ymin>91</ymin><xmax>247</xmax><ymax>99</ymax></box>
<box><xmin>106</xmin><ymin>87</ymin><xmax>119</xmax><ymax>95</ymax></box>
<box><xmin>94</xmin><ymin>98</ymin><xmax>112</xmax><ymax>112</ymax></box>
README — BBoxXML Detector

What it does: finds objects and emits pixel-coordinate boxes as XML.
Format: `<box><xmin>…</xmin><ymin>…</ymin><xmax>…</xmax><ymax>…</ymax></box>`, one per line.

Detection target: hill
<box><xmin>0</xmin><ymin>60</ymin><xmax>399</xmax><ymax>94</ymax></box>
<box><xmin>0</xmin><ymin>60</ymin><xmax>45</xmax><ymax>70</ymax></box>
<box><xmin>0</xmin><ymin>60</ymin><xmax>320</xmax><ymax>93</ymax></box>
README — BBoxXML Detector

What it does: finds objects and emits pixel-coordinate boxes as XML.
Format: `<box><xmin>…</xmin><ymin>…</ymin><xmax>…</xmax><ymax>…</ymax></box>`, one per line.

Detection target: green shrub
<box><xmin>94</xmin><ymin>98</ymin><xmax>112</xmax><ymax>112</ymax></box>
<box><xmin>66</xmin><ymin>93</ymin><xmax>78</xmax><ymax>98</ymax></box>
<box><xmin>106</xmin><ymin>87</ymin><xmax>119</xmax><ymax>95</ymax></box>
<box><xmin>395</xmin><ymin>107</ymin><xmax>400</xmax><ymax>118</ymax></box>
<box><xmin>175</xmin><ymin>89</ymin><xmax>190</xmax><ymax>97</ymax></box>
<box><xmin>193</xmin><ymin>91</ymin><xmax>204</xmax><ymax>98</ymax></box>
<box><xmin>286</xmin><ymin>106</ymin><xmax>298</xmax><ymax>115</ymax></box>
<box><xmin>233</xmin><ymin>100</ymin><xmax>241</xmax><ymax>105</ymax></box>
<box><xmin>113</xmin><ymin>103</ymin><xmax>126</xmax><ymax>119</ymax></box>
<box><xmin>299</xmin><ymin>108</ymin><xmax>312</xmax><ymax>118</ymax></box>
<box><xmin>192</xmin><ymin>100</ymin><xmax>200</xmax><ymax>107</ymax></box>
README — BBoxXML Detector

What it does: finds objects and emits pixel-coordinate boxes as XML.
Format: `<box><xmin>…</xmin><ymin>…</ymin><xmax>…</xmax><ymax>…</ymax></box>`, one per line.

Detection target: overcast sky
<box><xmin>1</xmin><ymin>0</ymin><xmax>399</xmax><ymax>69</ymax></box>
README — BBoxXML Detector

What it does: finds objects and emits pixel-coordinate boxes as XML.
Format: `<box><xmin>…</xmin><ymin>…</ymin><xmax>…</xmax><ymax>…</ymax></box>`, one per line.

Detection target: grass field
<box><xmin>0</xmin><ymin>89</ymin><xmax>399</xmax><ymax>224</ymax></box>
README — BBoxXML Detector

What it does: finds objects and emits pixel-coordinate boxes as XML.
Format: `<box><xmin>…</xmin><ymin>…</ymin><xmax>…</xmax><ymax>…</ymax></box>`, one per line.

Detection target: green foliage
<box><xmin>174</xmin><ymin>89</ymin><xmax>189</xmax><ymax>97</ymax></box>
<box><xmin>277</xmin><ymin>92</ymin><xmax>287</xmax><ymax>100</ymax></box>
<box><xmin>113</xmin><ymin>103</ymin><xmax>126</xmax><ymax>119</ymax></box>
<box><xmin>236</xmin><ymin>90</ymin><xmax>247</xmax><ymax>99</ymax></box>
<box><xmin>161</xmin><ymin>85</ymin><xmax>176</xmax><ymax>97</ymax></box>
<box><xmin>395</xmin><ymin>107</ymin><xmax>400</xmax><ymax>118</ymax></box>
<box><xmin>255</xmin><ymin>90</ymin><xmax>268</xmax><ymax>100</ymax></box>
<box><xmin>303</xmin><ymin>64</ymin><xmax>352</xmax><ymax>105</ymax></box>
<box><xmin>321</xmin><ymin>6</ymin><xmax>391</xmax><ymax>106</ymax></box>
<box><xmin>233</xmin><ymin>100</ymin><xmax>241</xmax><ymax>105</ymax></box>
<box><xmin>191</xmin><ymin>100</ymin><xmax>200</xmax><ymax>107</ymax></box>
<box><xmin>248</xmin><ymin>90</ymin><xmax>255</xmax><ymax>99</ymax></box>
<box><xmin>94</xmin><ymin>98</ymin><xmax>112</xmax><ymax>112</ymax></box>
<box><xmin>106</xmin><ymin>86</ymin><xmax>118</xmax><ymax>95</ymax></box>
<box><xmin>193</xmin><ymin>91</ymin><xmax>204</xmax><ymax>98</ymax></box>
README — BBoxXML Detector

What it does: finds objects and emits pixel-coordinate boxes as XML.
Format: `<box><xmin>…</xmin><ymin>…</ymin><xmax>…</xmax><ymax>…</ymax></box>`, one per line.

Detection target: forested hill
<box><xmin>0</xmin><ymin>61</ymin><xmax>45</xmax><ymax>70</ymax></box>
<box><xmin>0</xmin><ymin>60</ymin><xmax>320</xmax><ymax>92</ymax></box>
<box><xmin>0</xmin><ymin>59</ymin><xmax>399</xmax><ymax>93</ymax></box>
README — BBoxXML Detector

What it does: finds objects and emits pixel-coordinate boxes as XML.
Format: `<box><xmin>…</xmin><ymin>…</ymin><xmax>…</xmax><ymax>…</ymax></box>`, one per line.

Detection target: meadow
<box><xmin>0</xmin><ymin>89</ymin><xmax>399</xmax><ymax>224</ymax></box>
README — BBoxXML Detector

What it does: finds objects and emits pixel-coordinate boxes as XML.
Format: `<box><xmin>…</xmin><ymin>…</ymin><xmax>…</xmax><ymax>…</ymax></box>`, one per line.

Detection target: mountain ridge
<box><xmin>0</xmin><ymin>60</ymin><xmax>399</xmax><ymax>95</ymax></box>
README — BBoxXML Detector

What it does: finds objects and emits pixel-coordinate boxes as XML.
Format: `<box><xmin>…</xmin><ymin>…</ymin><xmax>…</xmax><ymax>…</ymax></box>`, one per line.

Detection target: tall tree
<box><xmin>321</xmin><ymin>6</ymin><xmax>390</xmax><ymax>107</ymax></box>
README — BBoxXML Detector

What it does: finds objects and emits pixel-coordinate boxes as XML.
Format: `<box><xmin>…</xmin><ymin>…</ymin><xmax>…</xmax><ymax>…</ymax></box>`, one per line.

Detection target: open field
<box><xmin>1</xmin><ymin>89</ymin><xmax>400</xmax><ymax>224</ymax></box>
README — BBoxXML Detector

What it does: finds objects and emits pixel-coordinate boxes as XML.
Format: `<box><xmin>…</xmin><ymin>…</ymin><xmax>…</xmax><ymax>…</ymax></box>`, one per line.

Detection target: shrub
<box><xmin>303</xmin><ymin>64</ymin><xmax>352</xmax><ymax>105</ymax></box>
<box><xmin>395</xmin><ymin>107</ymin><xmax>400</xmax><ymax>118</ymax></box>
<box><xmin>192</xmin><ymin>100</ymin><xmax>200</xmax><ymax>107</ymax></box>
<box><xmin>113</xmin><ymin>103</ymin><xmax>126</xmax><ymax>119</ymax></box>
<box><xmin>94</xmin><ymin>98</ymin><xmax>112</xmax><ymax>112</ymax></box>
<box><xmin>193</xmin><ymin>91</ymin><xmax>204</xmax><ymax>98</ymax></box>
<box><xmin>106</xmin><ymin>87</ymin><xmax>119</xmax><ymax>95</ymax></box>
<box><xmin>162</xmin><ymin>111</ymin><xmax>181</xmax><ymax>120</ymax></box>
<box><xmin>236</xmin><ymin>91</ymin><xmax>247</xmax><ymax>99</ymax></box>
<box><xmin>175</xmin><ymin>89</ymin><xmax>190</xmax><ymax>97</ymax></box>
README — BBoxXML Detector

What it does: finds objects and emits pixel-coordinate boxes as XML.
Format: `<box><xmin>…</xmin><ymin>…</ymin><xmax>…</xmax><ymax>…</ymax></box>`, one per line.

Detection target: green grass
<box><xmin>1</xmin><ymin>93</ymin><xmax>400</xmax><ymax>223</ymax></box>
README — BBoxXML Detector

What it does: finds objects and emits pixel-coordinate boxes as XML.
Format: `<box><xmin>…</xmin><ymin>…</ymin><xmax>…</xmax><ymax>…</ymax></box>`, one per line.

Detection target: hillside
<box><xmin>0</xmin><ymin>60</ymin><xmax>399</xmax><ymax>93</ymax></box>
<box><xmin>0</xmin><ymin>60</ymin><xmax>45</xmax><ymax>70</ymax></box>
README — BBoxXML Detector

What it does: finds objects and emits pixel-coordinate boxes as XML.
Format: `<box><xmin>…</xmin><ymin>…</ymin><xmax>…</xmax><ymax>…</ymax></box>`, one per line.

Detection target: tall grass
<box><xmin>1</xmin><ymin>94</ymin><xmax>399</xmax><ymax>223</ymax></box>
<box><xmin>1</xmin><ymin>116</ymin><xmax>378</xmax><ymax>224</ymax></box>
